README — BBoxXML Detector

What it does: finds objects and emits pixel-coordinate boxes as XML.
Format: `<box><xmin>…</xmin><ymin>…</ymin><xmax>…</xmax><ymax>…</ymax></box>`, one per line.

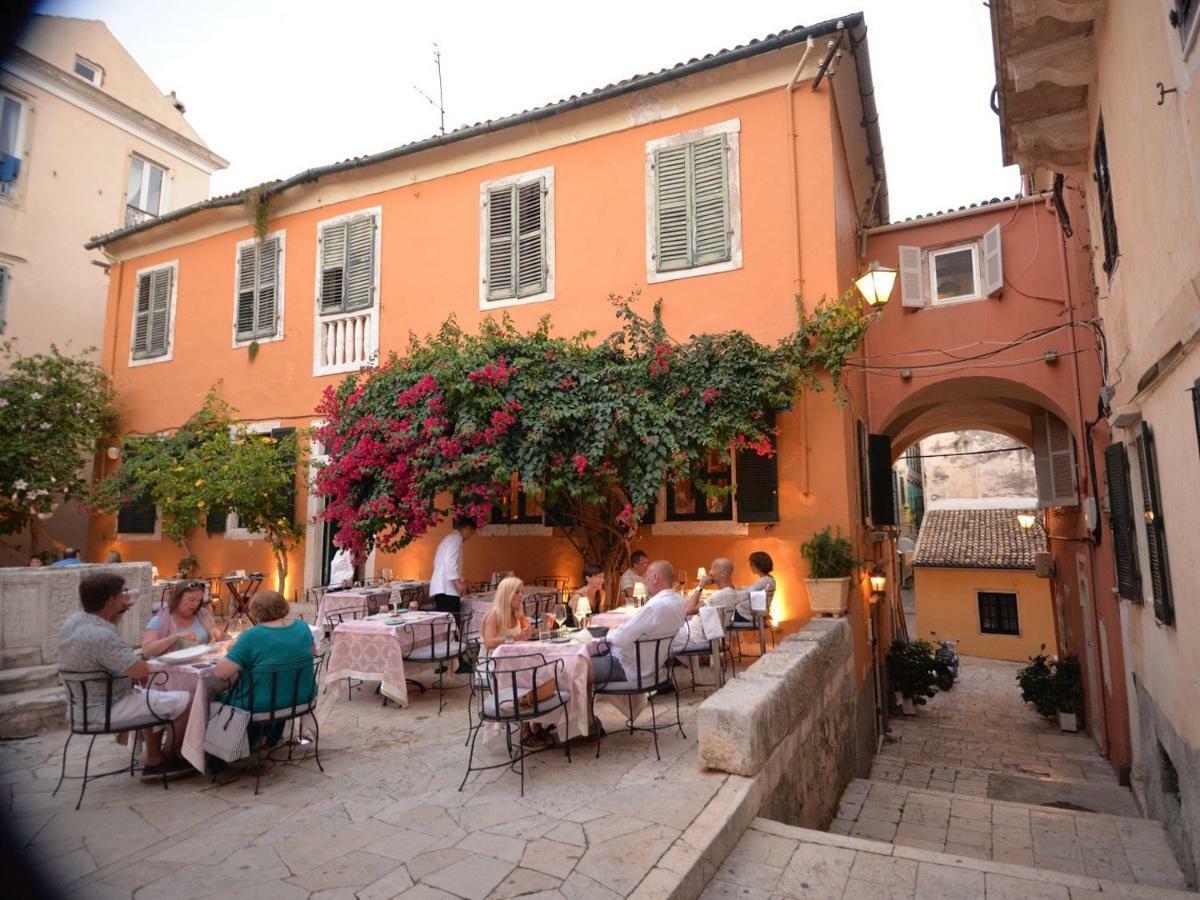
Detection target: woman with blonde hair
<box><xmin>478</xmin><ymin>576</ymin><xmax>553</xmax><ymax>748</ymax></box>
<box><xmin>142</xmin><ymin>580</ymin><xmax>224</xmax><ymax>658</ymax></box>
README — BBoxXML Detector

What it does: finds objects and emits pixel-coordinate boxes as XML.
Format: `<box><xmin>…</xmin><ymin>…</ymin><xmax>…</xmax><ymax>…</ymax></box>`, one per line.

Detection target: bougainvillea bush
<box><xmin>314</xmin><ymin>291</ymin><xmax>868</xmax><ymax>581</ymax></box>
<box><xmin>0</xmin><ymin>341</ymin><xmax>114</xmax><ymax>544</ymax></box>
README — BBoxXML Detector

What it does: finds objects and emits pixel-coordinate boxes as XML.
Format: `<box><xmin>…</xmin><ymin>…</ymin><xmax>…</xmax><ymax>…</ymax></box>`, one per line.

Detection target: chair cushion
<box><xmin>482</xmin><ymin>690</ymin><xmax>569</xmax><ymax>719</ymax></box>
<box><xmin>405</xmin><ymin>641</ymin><xmax>463</xmax><ymax>661</ymax></box>
<box><xmin>674</xmin><ymin>643</ymin><xmax>712</xmax><ymax>654</ymax></box>
<box><xmin>596</xmin><ymin>672</ymin><xmax>668</xmax><ymax>693</ymax></box>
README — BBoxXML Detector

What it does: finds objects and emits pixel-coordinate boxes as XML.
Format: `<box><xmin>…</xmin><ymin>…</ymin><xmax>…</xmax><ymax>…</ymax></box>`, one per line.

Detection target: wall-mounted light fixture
<box><xmin>105</xmin><ymin>445</ymin><xmax>121</xmax><ymax>460</ymax></box>
<box><xmin>869</xmin><ymin>564</ymin><xmax>886</xmax><ymax>595</ymax></box>
<box><xmin>1017</xmin><ymin>511</ymin><xmax>1038</xmax><ymax>530</ymax></box>
<box><xmin>855</xmin><ymin>260</ymin><xmax>898</xmax><ymax>309</ymax></box>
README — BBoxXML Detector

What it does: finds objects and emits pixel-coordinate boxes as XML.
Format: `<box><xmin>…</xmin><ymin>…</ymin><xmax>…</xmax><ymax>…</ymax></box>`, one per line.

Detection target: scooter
<box><xmin>930</xmin><ymin>631</ymin><xmax>960</xmax><ymax>690</ymax></box>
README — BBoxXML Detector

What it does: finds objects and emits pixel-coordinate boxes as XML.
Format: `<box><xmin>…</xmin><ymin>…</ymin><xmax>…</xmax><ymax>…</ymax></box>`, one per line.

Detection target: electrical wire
<box><xmin>909</xmin><ymin>445</ymin><xmax>1029</xmax><ymax>459</ymax></box>
<box><xmin>857</xmin><ymin>346</ymin><xmax>1091</xmax><ymax>379</ymax></box>
<box><xmin>850</xmin><ymin>321</ymin><xmax>1096</xmax><ymax>371</ymax></box>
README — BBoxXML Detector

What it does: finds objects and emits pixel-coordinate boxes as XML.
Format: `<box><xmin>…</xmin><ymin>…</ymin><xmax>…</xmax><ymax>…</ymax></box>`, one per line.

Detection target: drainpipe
<box><xmin>1056</xmin><ymin>198</ymin><xmax>1111</xmax><ymax>755</ymax></box>
<box><xmin>786</xmin><ymin>36</ymin><xmax>816</xmax><ymax>494</ymax></box>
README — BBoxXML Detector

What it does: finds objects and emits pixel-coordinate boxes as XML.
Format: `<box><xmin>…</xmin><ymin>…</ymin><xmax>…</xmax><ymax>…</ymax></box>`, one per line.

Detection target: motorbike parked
<box><xmin>930</xmin><ymin>631</ymin><xmax>960</xmax><ymax>690</ymax></box>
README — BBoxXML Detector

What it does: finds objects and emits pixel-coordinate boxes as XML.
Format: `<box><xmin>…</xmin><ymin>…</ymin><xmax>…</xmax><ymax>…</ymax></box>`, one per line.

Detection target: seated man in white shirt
<box><xmin>618</xmin><ymin>550</ymin><xmax>649</xmax><ymax>602</ymax></box>
<box><xmin>592</xmin><ymin>560</ymin><xmax>685</xmax><ymax>687</ymax></box>
<box><xmin>674</xmin><ymin>557</ymin><xmax>745</xmax><ymax>650</ymax></box>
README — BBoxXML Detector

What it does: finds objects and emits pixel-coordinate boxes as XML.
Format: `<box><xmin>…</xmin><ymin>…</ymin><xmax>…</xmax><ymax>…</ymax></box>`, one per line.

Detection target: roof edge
<box><xmin>87</xmin><ymin>13</ymin><xmax>865</xmax><ymax>250</ymax></box>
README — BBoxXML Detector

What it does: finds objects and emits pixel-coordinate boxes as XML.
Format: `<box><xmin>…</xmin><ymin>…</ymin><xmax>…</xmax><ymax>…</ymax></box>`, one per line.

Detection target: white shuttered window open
<box><xmin>486</xmin><ymin>177</ymin><xmax>546</xmax><ymax>301</ymax></box>
<box><xmin>653</xmin><ymin>134</ymin><xmax>730</xmax><ymax>272</ymax></box>
<box><xmin>319</xmin><ymin>215</ymin><xmax>375</xmax><ymax>314</ymax></box>
<box><xmin>235</xmin><ymin>236</ymin><xmax>281</xmax><ymax>341</ymax></box>
<box><xmin>1032</xmin><ymin>408</ymin><xmax>1078</xmax><ymax>507</ymax></box>
<box><xmin>898</xmin><ymin>245</ymin><xmax>926</xmax><ymax>307</ymax></box>
<box><xmin>132</xmin><ymin>265</ymin><xmax>174</xmax><ymax>360</ymax></box>
<box><xmin>313</xmin><ymin>208</ymin><xmax>380</xmax><ymax>376</ymax></box>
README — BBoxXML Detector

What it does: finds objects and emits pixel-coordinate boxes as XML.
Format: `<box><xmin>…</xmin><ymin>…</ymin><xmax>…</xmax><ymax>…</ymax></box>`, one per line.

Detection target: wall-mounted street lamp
<box><xmin>1017</xmin><ymin>511</ymin><xmax>1038</xmax><ymax>530</ymax></box>
<box><xmin>869</xmin><ymin>564</ymin><xmax>887</xmax><ymax>595</ymax></box>
<box><xmin>855</xmin><ymin>260</ymin><xmax>898</xmax><ymax>309</ymax></box>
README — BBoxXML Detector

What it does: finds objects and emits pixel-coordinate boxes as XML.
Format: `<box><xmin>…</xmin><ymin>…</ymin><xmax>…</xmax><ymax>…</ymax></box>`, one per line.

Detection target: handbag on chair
<box><xmin>202</xmin><ymin>701</ymin><xmax>251</xmax><ymax>762</ymax></box>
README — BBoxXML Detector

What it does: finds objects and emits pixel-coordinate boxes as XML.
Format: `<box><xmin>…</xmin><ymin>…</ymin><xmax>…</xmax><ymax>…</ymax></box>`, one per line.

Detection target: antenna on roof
<box><xmin>413</xmin><ymin>43</ymin><xmax>446</xmax><ymax>136</ymax></box>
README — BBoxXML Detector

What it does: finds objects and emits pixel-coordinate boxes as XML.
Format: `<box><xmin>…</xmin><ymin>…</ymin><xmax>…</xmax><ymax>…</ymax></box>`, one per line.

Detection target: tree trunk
<box><xmin>272</xmin><ymin>542</ymin><xmax>289</xmax><ymax>599</ymax></box>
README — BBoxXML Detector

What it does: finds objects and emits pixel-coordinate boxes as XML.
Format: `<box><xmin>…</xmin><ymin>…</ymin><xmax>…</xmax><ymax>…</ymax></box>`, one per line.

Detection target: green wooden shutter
<box><xmin>255</xmin><ymin>237</ymin><xmax>279</xmax><ymax>336</ymax></box>
<box><xmin>1136</xmin><ymin>422</ymin><xmax>1174</xmax><ymax>625</ymax></box>
<box><xmin>1104</xmin><ymin>442</ymin><xmax>1141</xmax><ymax>601</ymax></box>
<box><xmin>857</xmin><ymin>420</ymin><xmax>870</xmax><ymax>524</ymax></box>
<box><xmin>1191</xmin><ymin>378</ymin><xmax>1200</xmax><ymax>458</ymax></box>
<box><xmin>132</xmin><ymin>272</ymin><xmax>152</xmax><ymax>357</ymax></box>
<box><xmin>516</xmin><ymin>179</ymin><xmax>546</xmax><ymax>297</ymax></box>
<box><xmin>487</xmin><ymin>185</ymin><xmax>516</xmax><ymax>300</ymax></box>
<box><xmin>691</xmin><ymin>134</ymin><xmax>730</xmax><ymax>266</ymax></box>
<box><xmin>654</xmin><ymin>145</ymin><xmax>690</xmax><ymax>271</ymax></box>
<box><xmin>145</xmin><ymin>268</ymin><xmax>172</xmax><ymax>357</ymax></box>
<box><xmin>344</xmin><ymin>217</ymin><xmax>375</xmax><ymax>311</ymax></box>
<box><xmin>735</xmin><ymin>411</ymin><xmax>779</xmax><ymax>523</ymax></box>
<box><xmin>319</xmin><ymin>222</ymin><xmax>347</xmax><ymax>314</ymax></box>
<box><xmin>271</xmin><ymin>427</ymin><xmax>297</xmax><ymax>527</ymax></box>
<box><xmin>235</xmin><ymin>243</ymin><xmax>258</xmax><ymax>338</ymax></box>
<box><xmin>868</xmin><ymin>434</ymin><xmax>896</xmax><ymax>527</ymax></box>
<box><xmin>206</xmin><ymin>506</ymin><xmax>228</xmax><ymax>533</ymax></box>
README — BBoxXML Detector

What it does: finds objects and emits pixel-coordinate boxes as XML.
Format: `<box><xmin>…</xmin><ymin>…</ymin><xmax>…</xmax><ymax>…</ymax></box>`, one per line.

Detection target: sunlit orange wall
<box><xmin>90</xmin><ymin>82</ymin><xmax>867</xmax><ymax>631</ymax></box>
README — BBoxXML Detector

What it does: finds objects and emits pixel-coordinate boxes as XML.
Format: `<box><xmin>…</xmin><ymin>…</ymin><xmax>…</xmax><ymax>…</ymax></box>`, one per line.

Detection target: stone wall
<box><xmin>0</xmin><ymin>564</ymin><xmax>154</xmax><ymax>661</ymax></box>
<box><xmin>697</xmin><ymin>617</ymin><xmax>873</xmax><ymax>829</ymax></box>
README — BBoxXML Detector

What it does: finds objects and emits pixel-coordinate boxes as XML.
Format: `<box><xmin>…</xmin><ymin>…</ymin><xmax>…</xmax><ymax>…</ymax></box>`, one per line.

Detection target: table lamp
<box><xmin>575</xmin><ymin>596</ymin><xmax>591</xmax><ymax>624</ymax></box>
<box><xmin>633</xmin><ymin>582</ymin><xmax>647</xmax><ymax>604</ymax></box>
<box><xmin>696</xmin><ymin>567</ymin><xmax>707</xmax><ymax>583</ymax></box>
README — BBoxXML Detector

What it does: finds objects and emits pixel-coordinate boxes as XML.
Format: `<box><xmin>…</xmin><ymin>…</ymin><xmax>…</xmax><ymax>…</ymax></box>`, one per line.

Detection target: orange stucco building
<box><xmin>87</xmin><ymin>18</ymin><xmax>897</xmax><ymax>720</ymax></box>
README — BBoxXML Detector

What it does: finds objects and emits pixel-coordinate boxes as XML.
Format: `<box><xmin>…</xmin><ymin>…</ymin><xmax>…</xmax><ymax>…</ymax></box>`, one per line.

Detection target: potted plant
<box><xmin>1052</xmin><ymin>655</ymin><xmax>1083</xmax><ymax>733</ymax></box>
<box><xmin>801</xmin><ymin>527</ymin><xmax>856</xmax><ymax>615</ymax></box>
<box><xmin>1016</xmin><ymin>645</ymin><xmax>1058</xmax><ymax>718</ymax></box>
<box><xmin>887</xmin><ymin>639</ymin><xmax>939</xmax><ymax>714</ymax></box>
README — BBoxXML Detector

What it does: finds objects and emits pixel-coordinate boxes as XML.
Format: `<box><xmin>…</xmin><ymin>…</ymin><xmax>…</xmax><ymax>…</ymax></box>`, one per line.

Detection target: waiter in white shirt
<box><xmin>429</xmin><ymin>515</ymin><xmax>477</xmax><ymax>672</ymax></box>
<box><xmin>328</xmin><ymin>542</ymin><xmax>355</xmax><ymax>590</ymax></box>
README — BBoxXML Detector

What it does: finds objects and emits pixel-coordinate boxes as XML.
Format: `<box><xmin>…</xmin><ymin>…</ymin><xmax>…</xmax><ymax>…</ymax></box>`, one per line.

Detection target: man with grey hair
<box><xmin>592</xmin><ymin>559</ymin><xmax>686</xmax><ymax>686</ymax></box>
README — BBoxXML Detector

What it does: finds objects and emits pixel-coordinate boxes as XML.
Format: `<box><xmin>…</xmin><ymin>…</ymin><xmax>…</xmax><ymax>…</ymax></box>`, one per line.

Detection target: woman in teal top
<box><xmin>213</xmin><ymin>591</ymin><xmax>315</xmax><ymax>732</ymax></box>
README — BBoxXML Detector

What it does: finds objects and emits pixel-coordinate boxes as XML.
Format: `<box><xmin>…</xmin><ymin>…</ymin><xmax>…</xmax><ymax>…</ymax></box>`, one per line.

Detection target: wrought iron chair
<box><xmin>521</xmin><ymin>590</ymin><xmax>557</xmax><ymax>629</ymax></box>
<box><xmin>464</xmin><ymin>580</ymin><xmax>493</xmax><ymax>595</ymax></box>
<box><xmin>530</xmin><ymin>576</ymin><xmax>568</xmax><ymax>603</ymax></box>
<box><xmin>216</xmin><ymin>654</ymin><xmax>324</xmax><ymax>795</ymax></box>
<box><xmin>394</xmin><ymin>585</ymin><xmax>427</xmax><ymax>612</ymax></box>
<box><xmin>459</xmin><ymin>653</ymin><xmax>571</xmax><ymax>796</ymax></box>
<box><xmin>325</xmin><ymin>605</ymin><xmax>367</xmax><ymax>699</ymax></box>
<box><xmin>673</xmin><ymin>606</ymin><xmax>736</xmax><ymax>691</ymax></box>
<box><xmin>403</xmin><ymin>611</ymin><xmax>472</xmax><ymax>713</ymax></box>
<box><xmin>56</xmin><ymin>669</ymin><xmax>177</xmax><ymax>809</ymax></box>
<box><xmin>727</xmin><ymin>588</ymin><xmax>777</xmax><ymax>669</ymax></box>
<box><xmin>593</xmin><ymin>634</ymin><xmax>685</xmax><ymax>761</ymax></box>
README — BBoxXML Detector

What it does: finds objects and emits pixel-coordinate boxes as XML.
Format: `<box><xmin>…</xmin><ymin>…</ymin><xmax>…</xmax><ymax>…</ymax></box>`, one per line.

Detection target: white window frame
<box><xmin>650</xmin><ymin>468</ymin><xmax>749</xmax><ymax>537</ymax></box>
<box><xmin>128</xmin><ymin>260</ymin><xmax>179</xmax><ymax>368</ymax></box>
<box><xmin>0</xmin><ymin>89</ymin><xmax>27</xmax><ymax>201</ymax></box>
<box><xmin>126</xmin><ymin>153</ymin><xmax>169</xmax><ymax>217</ymax></box>
<box><xmin>312</xmin><ymin>205</ymin><xmax>382</xmax><ymax>377</ymax></box>
<box><xmin>478</xmin><ymin>165</ymin><xmax>555</xmax><ymax>310</ymax></box>
<box><xmin>644</xmin><ymin>118</ymin><xmax>743</xmax><ymax>285</ymax></box>
<box><xmin>928</xmin><ymin>243</ymin><xmax>982</xmax><ymax>306</ymax></box>
<box><xmin>73</xmin><ymin>55</ymin><xmax>103</xmax><ymax>86</ymax></box>
<box><xmin>231</xmin><ymin>231</ymin><xmax>286</xmax><ymax>348</ymax></box>
<box><xmin>224</xmin><ymin>420</ymin><xmax>283</xmax><ymax>540</ymax></box>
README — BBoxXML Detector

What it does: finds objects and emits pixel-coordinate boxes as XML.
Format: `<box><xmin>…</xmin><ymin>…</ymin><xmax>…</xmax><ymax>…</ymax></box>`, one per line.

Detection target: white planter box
<box><xmin>1058</xmin><ymin>710</ymin><xmax>1079</xmax><ymax>732</ymax></box>
<box><xmin>901</xmin><ymin>697</ymin><xmax>917</xmax><ymax>716</ymax></box>
<box><xmin>805</xmin><ymin>576</ymin><xmax>851</xmax><ymax>615</ymax></box>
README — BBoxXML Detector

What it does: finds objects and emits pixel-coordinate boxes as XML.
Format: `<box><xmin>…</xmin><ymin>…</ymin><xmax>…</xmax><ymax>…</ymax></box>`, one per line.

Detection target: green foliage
<box><xmin>315</xmin><ymin>289</ymin><xmax>869</xmax><ymax>583</ymax></box>
<box><xmin>1017</xmin><ymin>646</ymin><xmax>1082</xmax><ymax>717</ymax></box>
<box><xmin>0</xmin><ymin>342</ymin><xmax>114</xmax><ymax>537</ymax></box>
<box><xmin>243</xmin><ymin>184</ymin><xmax>273</xmax><ymax>241</ymax></box>
<box><xmin>247</xmin><ymin>340</ymin><xmax>260</xmax><ymax>363</ymax></box>
<box><xmin>800</xmin><ymin>527</ymin><xmax>856</xmax><ymax>579</ymax></box>
<box><xmin>887</xmin><ymin>638</ymin><xmax>940</xmax><ymax>704</ymax></box>
<box><xmin>93</xmin><ymin>389</ymin><xmax>305</xmax><ymax>591</ymax></box>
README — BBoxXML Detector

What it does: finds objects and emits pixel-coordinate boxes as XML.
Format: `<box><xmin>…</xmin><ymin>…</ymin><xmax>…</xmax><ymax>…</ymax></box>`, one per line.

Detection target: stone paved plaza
<box><xmin>2</xmin><ymin>665</ymin><xmax>722</xmax><ymax>899</ymax></box>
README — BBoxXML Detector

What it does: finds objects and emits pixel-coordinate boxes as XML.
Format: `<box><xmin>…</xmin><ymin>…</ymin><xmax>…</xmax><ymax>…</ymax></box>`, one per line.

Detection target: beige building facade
<box><xmin>993</xmin><ymin>0</ymin><xmax>1200</xmax><ymax>880</ymax></box>
<box><xmin>0</xmin><ymin>15</ymin><xmax>225</xmax><ymax>561</ymax></box>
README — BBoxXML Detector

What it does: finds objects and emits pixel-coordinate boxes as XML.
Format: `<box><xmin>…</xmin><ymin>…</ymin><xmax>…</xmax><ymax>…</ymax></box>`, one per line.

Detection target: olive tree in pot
<box><xmin>887</xmin><ymin>638</ymin><xmax>939</xmax><ymax>715</ymax></box>
<box><xmin>800</xmin><ymin>527</ymin><xmax>856</xmax><ymax>615</ymax></box>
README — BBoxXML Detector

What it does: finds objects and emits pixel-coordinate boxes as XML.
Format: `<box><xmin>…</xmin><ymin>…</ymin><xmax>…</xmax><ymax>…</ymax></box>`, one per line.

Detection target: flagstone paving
<box><xmin>1</xmin><ymin>667</ymin><xmax>723</xmax><ymax>899</ymax></box>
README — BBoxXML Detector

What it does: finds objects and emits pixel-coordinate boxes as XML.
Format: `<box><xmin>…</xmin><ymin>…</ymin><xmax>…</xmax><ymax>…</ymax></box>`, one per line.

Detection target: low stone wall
<box><xmin>0</xmin><ymin>564</ymin><xmax>154</xmax><ymax>661</ymax></box>
<box><xmin>697</xmin><ymin>617</ymin><xmax>872</xmax><ymax>828</ymax></box>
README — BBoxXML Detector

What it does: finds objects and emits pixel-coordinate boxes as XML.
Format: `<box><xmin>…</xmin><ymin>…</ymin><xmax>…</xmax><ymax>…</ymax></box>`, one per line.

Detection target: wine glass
<box><xmin>553</xmin><ymin>603</ymin><xmax>568</xmax><ymax>632</ymax></box>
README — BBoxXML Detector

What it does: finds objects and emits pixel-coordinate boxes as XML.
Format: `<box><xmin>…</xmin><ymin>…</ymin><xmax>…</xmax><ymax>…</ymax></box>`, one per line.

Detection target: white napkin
<box><xmin>750</xmin><ymin>590</ymin><xmax>768</xmax><ymax>613</ymax></box>
<box><xmin>699</xmin><ymin>605</ymin><xmax>725</xmax><ymax>640</ymax></box>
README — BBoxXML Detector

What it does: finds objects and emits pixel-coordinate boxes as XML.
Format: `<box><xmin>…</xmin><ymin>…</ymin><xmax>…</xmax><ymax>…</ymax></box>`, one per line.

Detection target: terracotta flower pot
<box><xmin>805</xmin><ymin>576</ymin><xmax>851</xmax><ymax>615</ymax></box>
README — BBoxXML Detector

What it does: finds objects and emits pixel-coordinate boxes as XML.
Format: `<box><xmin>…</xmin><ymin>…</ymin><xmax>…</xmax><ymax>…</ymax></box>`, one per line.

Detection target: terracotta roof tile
<box><xmin>912</xmin><ymin>507</ymin><xmax>1045</xmax><ymax>570</ymax></box>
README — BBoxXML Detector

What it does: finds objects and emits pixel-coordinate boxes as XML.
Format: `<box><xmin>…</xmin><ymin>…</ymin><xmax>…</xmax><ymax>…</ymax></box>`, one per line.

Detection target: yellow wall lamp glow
<box><xmin>854</xmin><ymin>261</ymin><xmax>897</xmax><ymax>309</ymax></box>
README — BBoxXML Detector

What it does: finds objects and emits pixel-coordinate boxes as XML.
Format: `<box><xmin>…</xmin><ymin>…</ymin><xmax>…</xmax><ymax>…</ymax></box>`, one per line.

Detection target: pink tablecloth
<box><xmin>489</xmin><ymin>637</ymin><xmax>597</xmax><ymax>739</ymax></box>
<box><xmin>317</xmin><ymin>587</ymin><xmax>390</xmax><ymax>626</ymax></box>
<box><xmin>589</xmin><ymin>607</ymin><xmax>638</xmax><ymax>630</ymax></box>
<box><xmin>149</xmin><ymin>646</ymin><xmax>230</xmax><ymax>775</ymax></box>
<box><xmin>325</xmin><ymin>611</ymin><xmax>454</xmax><ymax>706</ymax></box>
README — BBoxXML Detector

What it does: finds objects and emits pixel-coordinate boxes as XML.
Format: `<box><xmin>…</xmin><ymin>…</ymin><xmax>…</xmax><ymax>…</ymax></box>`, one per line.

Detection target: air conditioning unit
<box><xmin>1034</xmin><ymin>552</ymin><xmax>1055</xmax><ymax>579</ymax></box>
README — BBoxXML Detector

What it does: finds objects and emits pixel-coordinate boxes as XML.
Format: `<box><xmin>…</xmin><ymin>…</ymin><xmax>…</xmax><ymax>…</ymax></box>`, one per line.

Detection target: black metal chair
<box><xmin>459</xmin><ymin>653</ymin><xmax>571</xmax><ymax>796</ymax></box>
<box><xmin>216</xmin><ymin>655</ymin><xmax>324</xmax><ymax>795</ymax></box>
<box><xmin>728</xmin><ymin>590</ymin><xmax>777</xmax><ymax>670</ymax></box>
<box><xmin>325</xmin><ymin>605</ymin><xmax>367</xmax><ymax>699</ymax></box>
<box><xmin>55</xmin><ymin>669</ymin><xmax>178</xmax><ymax>809</ymax></box>
<box><xmin>394</xmin><ymin>585</ymin><xmax>427</xmax><ymax>612</ymax></box>
<box><xmin>594</xmin><ymin>634</ymin><xmax>685</xmax><ymax>761</ymax></box>
<box><xmin>674</xmin><ymin>607</ymin><xmax>736</xmax><ymax>691</ymax></box>
<box><xmin>521</xmin><ymin>590</ymin><xmax>557</xmax><ymax>629</ymax></box>
<box><xmin>530</xmin><ymin>576</ymin><xmax>568</xmax><ymax>603</ymax></box>
<box><xmin>464</xmin><ymin>580</ymin><xmax>493</xmax><ymax>595</ymax></box>
<box><xmin>403</xmin><ymin>611</ymin><xmax>472</xmax><ymax>713</ymax></box>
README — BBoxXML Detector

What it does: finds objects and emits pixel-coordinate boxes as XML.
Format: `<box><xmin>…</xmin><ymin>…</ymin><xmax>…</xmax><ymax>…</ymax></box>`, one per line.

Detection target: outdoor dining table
<box><xmin>589</xmin><ymin>600</ymin><xmax>726</xmax><ymax>683</ymax></box>
<box><xmin>147</xmin><ymin>641</ymin><xmax>233</xmax><ymax>775</ymax></box>
<box><xmin>223</xmin><ymin>573</ymin><xmax>264</xmax><ymax>623</ymax></box>
<box><xmin>317</xmin><ymin>585</ymin><xmax>393</xmax><ymax>626</ymax></box>
<box><xmin>324</xmin><ymin>610</ymin><xmax>455</xmax><ymax>706</ymax></box>
<box><xmin>489</xmin><ymin>631</ymin><xmax>600</xmax><ymax>739</ymax></box>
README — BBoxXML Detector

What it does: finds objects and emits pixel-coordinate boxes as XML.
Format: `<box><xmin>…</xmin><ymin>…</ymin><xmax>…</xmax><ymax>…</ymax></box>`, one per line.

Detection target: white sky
<box><xmin>34</xmin><ymin>0</ymin><xmax>1019</xmax><ymax>221</ymax></box>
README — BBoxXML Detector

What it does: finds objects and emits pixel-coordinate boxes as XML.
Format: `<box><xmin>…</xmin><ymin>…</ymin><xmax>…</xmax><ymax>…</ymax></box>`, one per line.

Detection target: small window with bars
<box><xmin>1093</xmin><ymin>119</ymin><xmax>1120</xmax><ymax>276</ymax></box>
<box><xmin>234</xmin><ymin>235</ymin><xmax>282</xmax><ymax>342</ymax></box>
<box><xmin>130</xmin><ymin>263</ymin><xmax>176</xmax><ymax>362</ymax></box>
<box><xmin>319</xmin><ymin>213</ymin><xmax>376</xmax><ymax>315</ymax></box>
<box><xmin>480</xmin><ymin>168</ymin><xmax>553</xmax><ymax>307</ymax></box>
<box><xmin>978</xmin><ymin>591</ymin><xmax>1020</xmax><ymax>636</ymax></box>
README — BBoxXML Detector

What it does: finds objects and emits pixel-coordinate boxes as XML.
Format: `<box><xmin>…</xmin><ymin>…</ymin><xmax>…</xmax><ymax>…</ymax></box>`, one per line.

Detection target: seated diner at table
<box><xmin>734</xmin><ymin>550</ymin><xmax>777</xmax><ymax>623</ymax></box>
<box><xmin>480</xmin><ymin>577</ymin><xmax>554</xmax><ymax>749</ymax></box>
<box><xmin>142</xmin><ymin>580</ymin><xmax>224</xmax><ymax>658</ymax></box>
<box><xmin>687</xmin><ymin>558</ymin><xmax>745</xmax><ymax>614</ymax></box>
<box><xmin>589</xmin><ymin>560</ymin><xmax>686</xmax><ymax>731</ymax></box>
<box><xmin>60</xmin><ymin>573</ymin><xmax>194</xmax><ymax>782</ymax></box>
<box><xmin>568</xmin><ymin>564</ymin><xmax>605</xmax><ymax>623</ymax></box>
<box><xmin>618</xmin><ymin>550</ymin><xmax>649</xmax><ymax>603</ymax></box>
<box><xmin>212</xmin><ymin>591</ymin><xmax>315</xmax><ymax>747</ymax></box>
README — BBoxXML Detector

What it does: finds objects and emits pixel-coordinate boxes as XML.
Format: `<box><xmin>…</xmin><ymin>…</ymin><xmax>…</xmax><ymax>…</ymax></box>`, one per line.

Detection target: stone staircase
<box><xmin>0</xmin><ymin>646</ymin><xmax>66</xmax><ymax>739</ymax></box>
<box><xmin>703</xmin><ymin>656</ymin><xmax>1194</xmax><ymax>898</ymax></box>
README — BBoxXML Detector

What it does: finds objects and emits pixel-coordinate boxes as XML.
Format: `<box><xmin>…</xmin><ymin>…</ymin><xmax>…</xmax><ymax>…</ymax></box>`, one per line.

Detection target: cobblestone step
<box><xmin>0</xmin><ymin>685</ymin><xmax>66</xmax><ymax>739</ymax></box>
<box><xmin>0</xmin><ymin>664</ymin><xmax>58</xmax><ymax>695</ymax></box>
<box><xmin>0</xmin><ymin>647</ymin><xmax>43</xmax><ymax>669</ymax></box>
<box><xmin>828</xmin><ymin>778</ymin><xmax>1189</xmax><ymax>890</ymax></box>
<box><xmin>705</xmin><ymin>817</ymin><xmax>1198</xmax><ymax>898</ymax></box>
